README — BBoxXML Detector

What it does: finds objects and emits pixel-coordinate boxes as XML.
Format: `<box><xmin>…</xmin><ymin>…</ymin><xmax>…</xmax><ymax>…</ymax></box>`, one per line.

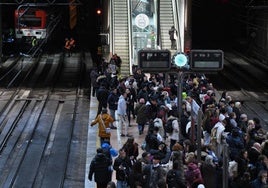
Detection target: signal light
<box><xmin>172</xmin><ymin>52</ymin><xmax>189</xmax><ymax>70</ymax></box>
<box><xmin>96</xmin><ymin>9</ymin><xmax>102</xmax><ymax>15</ymax></box>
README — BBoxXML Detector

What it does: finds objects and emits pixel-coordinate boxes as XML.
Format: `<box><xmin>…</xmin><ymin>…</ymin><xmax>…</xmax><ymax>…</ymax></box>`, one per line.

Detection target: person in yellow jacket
<box><xmin>91</xmin><ymin>108</ymin><xmax>114</xmax><ymax>144</ymax></box>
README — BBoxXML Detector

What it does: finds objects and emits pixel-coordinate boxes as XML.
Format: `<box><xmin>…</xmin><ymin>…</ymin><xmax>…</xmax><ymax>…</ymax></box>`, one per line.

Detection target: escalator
<box><xmin>111</xmin><ymin>0</ymin><xmax>130</xmax><ymax>76</ymax></box>
<box><xmin>110</xmin><ymin>0</ymin><xmax>188</xmax><ymax>75</ymax></box>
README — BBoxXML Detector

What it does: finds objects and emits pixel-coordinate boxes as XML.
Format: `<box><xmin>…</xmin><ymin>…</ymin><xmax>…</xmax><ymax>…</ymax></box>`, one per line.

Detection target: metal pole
<box><xmin>223</xmin><ymin>144</ymin><xmax>229</xmax><ymax>188</ymax></box>
<box><xmin>156</xmin><ymin>0</ymin><xmax>160</xmax><ymax>47</ymax></box>
<box><xmin>0</xmin><ymin>4</ymin><xmax>2</xmax><ymax>64</ymax></box>
<box><xmin>177</xmin><ymin>72</ymin><xmax>183</xmax><ymax>120</ymax></box>
<box><xmin>196</xmin><ymin>109</ymin><xmax>202</xmax><ymax>163</ymax></box>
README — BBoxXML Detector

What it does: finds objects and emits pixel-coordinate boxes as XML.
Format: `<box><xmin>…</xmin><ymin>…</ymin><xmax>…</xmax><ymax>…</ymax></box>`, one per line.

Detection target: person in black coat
<box><xmin>96</xmin><ymin>83</ymin><xmax>110</xmax><ymax>116</ymax></box>
<box><xmin>88</xmin><ymin>148</ymin><xmax>113</xmax><ymax>188</ymax></box>
<box><xmin>113</xmin><ymin>148</ymin><xmax>132</xmax><ymax>188</ymax></box>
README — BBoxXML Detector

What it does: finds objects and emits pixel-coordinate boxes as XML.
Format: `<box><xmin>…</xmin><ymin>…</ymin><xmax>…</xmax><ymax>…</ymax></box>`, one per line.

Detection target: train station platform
<box><xmin>85</xmin><ymin>92</ymin><xmax>147</xmax><ymax>187</ymax></box>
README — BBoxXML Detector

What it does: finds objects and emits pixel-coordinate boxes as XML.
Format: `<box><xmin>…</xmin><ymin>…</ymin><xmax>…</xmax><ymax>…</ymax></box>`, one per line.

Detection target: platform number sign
<box><xmin>190</xmin><ymin>50</ymin><xmax>224</xmax><ymax>71</ymax></box>
<box><xmin>138</xmin><ymin>50</ymin><xmax>171</xmax><ymax>71</ymax></box>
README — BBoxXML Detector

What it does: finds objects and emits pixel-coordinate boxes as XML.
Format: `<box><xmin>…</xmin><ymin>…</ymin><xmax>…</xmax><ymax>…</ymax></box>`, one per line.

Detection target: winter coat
<box><xmin>91</xmin><ymin>113</ymin><xmax>114</xmax><ymax>138</ymax></box>
<box><xmin>88</xmin><ymin>153</ymin><xmax>112</xmax><ymax>183</ymax></box>
<box><xmin>168</xmin><ymin>116</ymin><xmax>180</xmax><ymax>141</ymax></box>
<box><xmin>113</xmin><ymin>156</ymin><xmax>132</xmax><ymax>181</ymax></box>
<box><xmin>142</xmin><ymin>164</ymin><xmax>166</xmax><ymax>188</ymax></box>
<box><xmin>134</xmin><ymin>103</ymin><xmax>147</xmax><ymax>125</ymax></box>
<box><xmin>96</xmin><ymin>86</ymin><xmax>109</xmax><ymax>105</ymax></box>
<box><xmin>108</xmin><ymin>92</ymin><xmax>119</xmax><ymax>111</ymax></box>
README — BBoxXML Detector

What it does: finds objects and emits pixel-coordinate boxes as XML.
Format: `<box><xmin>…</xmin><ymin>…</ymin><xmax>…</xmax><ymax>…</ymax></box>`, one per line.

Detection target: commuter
<box><xmin>96</xmin><ymin>82</ymin><xmax>109</xmax><ymax>116</ymax></box>
<box><xmin>248</xmin><ymin>142</ymin><xmax>262</xmax><ymax>166</ymax></box>
<box><xmin>170</xmin><ymin>142</ymin><xmax>184</xmax><ymax>164</ymax></box>
<box><xmin>249</xmin><ymin>170</ymin><xmax>268</xmax><ymax>187</ymax></box>
<box><xmin>122</xmin><ymin>137</ymin><xmax>139</xmax><ymax>163</ymax></box>
<box><xmin>229</xmin><ymin>112</ymin><xmax>238</xmax><ymax>128</ymax></box>
<box><xmin>153</xmin><ymin>142</ymin><xmax>171</xmax><ymax>165</ymax></box>
<box><xmin>200</xmin><ymin>155</ymin><xmax>217</xmax><ymax>188</ymax></box>
<box><xmin>233</xmin><ymin>102</ymin><xmax>242</xmax><ymax>123</ymax></box>
<box><xmin>90</xmin><ymin>67</ymin><xmax>99</xmax><ymax>97</ymax></box>
<box><xmin>166</xmin><ymin>161</ymin><xmax>186</xmax><ymax>188</ymax></box>
<box><xmin>69</xmin><ymin>37</ymin><xmax>76</xmax><ymax>56</ymax></box>
<box><xmin>238</xmin><ymin>113</ymin><xmax>248</xmax><ymax>133</ymax></box>
<box><xmin>167</xmin><ymin>112</ymin><xmax>180</xmax><ymax>151</ymax></box>
<box><xmin>168</xmin><ymin>26</ymin><xmax>177</xmax><ymax>50</ymax></box>
<box><xmin>252</xmin><ymin>117</ymin><xmax>267</xmax><ymax>144</ymax></box>
<box><xmin>110</xmin><ymin>73</ymin><xmax>119</xmax><ymax>90</ymax></box>
<box><xmin>113</xmin><ymin>148</ymin><xmax>132</xmax><ymax>188</ymax></box>
<box><xmin>128</xmin><ymin>160</ymin><xmax>143</xmax><ymax>188</ymax></box>
<box><xmin>139</xmin><ymin>152</ymin><xmax>152</xmax><ymax>170</ymax></box>
<box><xmin>110</xmin><ymin>54</ymin><xmax>122</xmax><ymax>73</ymax></box>
<box><xmin>137</xmin><ymin>84</ymin><xmax>149</xmax><ymax>102</ymax></box>
<box><xmin>252</xmin><ymin>155</ymin><xmax>268</xmax><ymax>180</ymax></box>
<box><xmin>114</xmin><ymin>53</ymin><xmax>122</xmax><ymax>71</ymax></box>
<box><xmin>91</xmin><ymin>108</ymin><xmax>114</xmax><ymax>145</ymax></box>
<box><xmin>142</xmin><ymin>154</ymin><xmax>166</xmax><ymax>188</ymax></box>
<box><xmin>125</xmin><ymin>87</ymin><xmax>137</xmax><ymax>127</ymax></box>
<box><xmin>117</xmin><ymin>91</ymin><xmax>130</xmax><ymax>137</ymax></box>
<box><xmin>184</xmin><ymin>162</ymin><xmax>204</xmax><ymax>188</ymax></box>
<box><xmin>88</xmin><ymin>148</ymin><xmax>113</xmax><ymax>188</ymax></box>
<box><xmin>145</xmin><ymin>126</ymin><xmax>161</xmax><ymax>152</ymax></box>
<box><xmin>202</xmin><ymin>109</ymin><xmax>215</xmax><ymax>146</ymax></box>
<box><xmin>261</xmin><ymin>140</ymin><xmax>268</xmax><ymax>158</ymax></box>
<box><xmin>117</xmin><ymin>78</ymin><xmax>127</xmax><ymax>95</ymax></box>
<box><xmin>210</xmin><ymin>114</ymin><xmax>227</xmax><ymax>158</ymax></box>
<box><xmin>64</xmin><ymin>38</ymin><xmax>71</xmax><ymax>57</ymax></box>
<box><xmin>133</xmin><ymin>68</ymin><xmax>145</xmax><ymax>92</ymax></box>
<box><xmin>153</xmin><ymin>115</ymin><xmax>165</xmax><ymax>140</ymax></box>
<box><xmin>107</xmin><ymin>87</ymin><xmax>119</xmax><ymax>129</ymax></box>
<box><xmin>134</xmin><ymin>98</ymin><xmax>147</xmax><ymax>135</ymax></box>
<box><xmin>226</xmin><ymin>128</ymin><xmax>245</xmax><ymax>160</ymax></box>
<box><xmin>144</xmin><ymin>95</ymin><xmax>158</xmax><ymax>123</ymax></box>
<box><xmin>236</xmin><ymin>149</ymin><xmax>250</xmax><ymax>179</ymax></box>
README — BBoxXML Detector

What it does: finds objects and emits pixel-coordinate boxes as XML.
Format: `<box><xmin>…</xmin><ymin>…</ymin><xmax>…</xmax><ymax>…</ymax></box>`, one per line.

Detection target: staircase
<box><xmin>159</xmin><ymin>0</ymin><xmax>175</xmax><ymax>51</ymax></box>
<box><xmin>112</xmin><ymin>0</ymin><xmax>130</xmax><ymax>76</ymax></box>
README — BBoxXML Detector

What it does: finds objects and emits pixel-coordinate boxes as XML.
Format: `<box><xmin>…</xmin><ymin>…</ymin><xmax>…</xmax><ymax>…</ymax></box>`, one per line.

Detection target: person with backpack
<box><xmin>166</xmin><ymin>161</ymin><xmax>186</xmax><ymax>188</ymax></box>
<box><xmin>166</xmin><ymin>112</ymin><xmax>180</xmax><ymax>151</ymax></box>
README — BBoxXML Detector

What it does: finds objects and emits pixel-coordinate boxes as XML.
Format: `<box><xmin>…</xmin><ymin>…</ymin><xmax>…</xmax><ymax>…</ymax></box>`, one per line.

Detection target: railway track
<box><xmin>210</xmin><ymin>51</ymin><xmax>268</xmax><ymax>127</ymax></box>
<box><xmin>0</xmin><ymin>52</ymin><xmax>90</xmax><ymax>187</ymax></box>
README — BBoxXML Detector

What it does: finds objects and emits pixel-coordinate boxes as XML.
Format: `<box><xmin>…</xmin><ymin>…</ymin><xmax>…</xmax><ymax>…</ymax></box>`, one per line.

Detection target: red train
<box><xmin>14</xmin><ymin>8</ymin><xmax>47</xmax><ymax>40</ymax></box>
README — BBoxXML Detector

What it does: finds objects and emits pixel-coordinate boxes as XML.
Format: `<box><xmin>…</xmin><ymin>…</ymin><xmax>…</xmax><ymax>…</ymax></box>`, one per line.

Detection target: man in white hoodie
<box><xmin>213</xmin><ymin>114</ymin><xmax>228</xmax><ymax>158</ymax></box>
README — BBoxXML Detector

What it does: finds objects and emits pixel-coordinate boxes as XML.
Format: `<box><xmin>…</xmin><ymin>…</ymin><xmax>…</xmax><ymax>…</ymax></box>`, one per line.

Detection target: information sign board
<box><xmin>190</xmin><ymin>50</ymin><xmax>224</xmax><ymax>71</ymax></box>
<box><xmin>138</xmin><ymin>50</ymin><xmax>171</xmax><ymax>71</ymax></box>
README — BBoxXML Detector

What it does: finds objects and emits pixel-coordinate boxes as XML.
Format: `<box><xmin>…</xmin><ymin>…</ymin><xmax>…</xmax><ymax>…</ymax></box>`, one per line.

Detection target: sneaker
<box><xmin>121</xmin><ymin>134</ymin><xmax>126</xmax><ymax>137</ymax></box>
<box><xmin>126</xmin><ymin>134</ymin><xmax>132</xmax><ymax>137</ymax></box>
<box><xmin>110</xmin><ymin>126</ymin><xmax>117</xmax><ymax>129</ymax></box>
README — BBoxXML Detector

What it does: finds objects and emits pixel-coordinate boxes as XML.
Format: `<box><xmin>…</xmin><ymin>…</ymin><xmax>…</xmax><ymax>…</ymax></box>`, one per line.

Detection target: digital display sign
<box><xmin>138</xmin><ymin>50</ymin><xmax>171</xmax><ymax>71</ymax></box>
<box><xmin>190</xmin><ymin>50</ymin><xmax>224</xmax><ymax>71</ymax></box>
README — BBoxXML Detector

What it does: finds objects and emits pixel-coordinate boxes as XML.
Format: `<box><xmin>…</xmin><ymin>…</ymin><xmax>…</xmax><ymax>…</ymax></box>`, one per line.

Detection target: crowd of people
<box><xmin>88</xmin><ymin>54</ymin><xmax>268</xmax><ymax>188</ymax></box>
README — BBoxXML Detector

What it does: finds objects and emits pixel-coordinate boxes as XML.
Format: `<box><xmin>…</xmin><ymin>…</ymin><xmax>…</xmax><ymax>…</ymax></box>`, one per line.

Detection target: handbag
<box><xmin>100</xmin><ymin>115</ymin><xmax>111</xmax><ymax>134</ymax></box>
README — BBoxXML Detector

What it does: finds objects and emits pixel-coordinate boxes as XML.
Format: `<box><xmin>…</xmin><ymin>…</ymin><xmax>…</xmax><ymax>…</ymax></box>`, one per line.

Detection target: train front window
<box><xmin>19</xmin><ymin>18</ymin><xmax>42</xmax><ymax>28</ymax></box>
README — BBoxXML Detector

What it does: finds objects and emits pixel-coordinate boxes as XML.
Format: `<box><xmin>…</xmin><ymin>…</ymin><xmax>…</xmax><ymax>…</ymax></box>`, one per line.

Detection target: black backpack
<box><xmin>165</xmin><ymin>119</ymin><xmax>174</xmax><ymax>134</ymax></box>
